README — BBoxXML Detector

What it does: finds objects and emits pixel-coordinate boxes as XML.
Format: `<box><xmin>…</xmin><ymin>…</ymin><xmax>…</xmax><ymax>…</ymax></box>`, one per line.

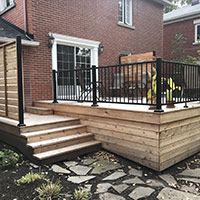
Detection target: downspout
<box><xmin>24</xmin><ymin>0</ymin><xmax>28</xmax><ymax>34</ymax></box>
<box><xmin>24</xmin><ymin>0</ymin><xmax>32</xmax><ymax>40</ymax></box>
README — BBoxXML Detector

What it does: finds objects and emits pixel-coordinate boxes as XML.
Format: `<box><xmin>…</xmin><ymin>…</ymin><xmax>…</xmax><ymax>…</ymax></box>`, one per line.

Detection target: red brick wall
<box><xmin>2</xmin><ymin>0</ymin><xmax>164</xmax><ymax>105</ymax></box>
<box><xmin>2</xmin><ymin>0</ymin><xmax>25</xmax><ymax>30</ymax></box>
<box><xmin>164</xmin><ymin>18</ymin><xmax>200</xmax><ymax>60</ymax></box>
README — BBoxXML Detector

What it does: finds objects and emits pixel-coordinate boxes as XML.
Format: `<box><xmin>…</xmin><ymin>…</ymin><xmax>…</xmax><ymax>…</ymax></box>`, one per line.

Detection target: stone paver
<box><xmin>29</xmin><ymin>163</ymin><xmax>39</xmax><ymax>169</ymax></box>
<box><xmin>83</xmin><ymin>184</ymin><xmax>92</xmax><ymax>192</ymax></box>
<box><xmin>103</xmin><ymin>171</ymin><xmax>126</xmax><ymax>181</ymax></box>
<box><xmin>179</xmin><ymin>168</ymin><xmax>200</xmax><ymax>178</ymax></box>
<box><xmin>67</xmin><ymin>176</ymin><xmax>95</xmax><ymax>184</ymax></box>
<box><xmin>123</xmin><ymin>177</ymin><xmax>144</xmax><ymax>185</ymax></box>
<box><xmin>180</xmin><ymin>185</ymin><xmax>197</xmax><ymax>194</ymax></box>
<box><xmin>159</xmin><ymin>174</ymin><xmax>177</xmax><ymax>185</ymax></box>
<box><xmin>82</xmin><ymin>158</ymin><xmax>97</xmax><ymax>165</ymax></box>
<box><xmin>157</xmin><ymin>187</ymin><xmax>200</xmax><ymax>200</ymax></box>
<box><xmin>69</xmin><ymin>165</ymin><xmax>92</xmax><ymax>176</ymax></box>
<box><xmin>95</xmin><ymin>183</ymin><xmax>113</xmax><ymax>194</ymax></box>
<box><xmin>99</xmin><ymin>192</ymin><xmax>126</xmax><ymax>200</ymax></box>
<box><xmin>64</xmin><ymin>161</ymin><xmax>78</xmax><ymax>168</ymax></box>
<box><xmin>129</xmin><ymin>186</ymin><xmax>155</xmax><ymax>200</ymax></box>
<box><xmin>146</xmin><ymin>179</ymin><xmax>165</xmax><ymax>188</ymax></box>
<box><xmin>112</xmin><ymin>184</ymin><xmax>129</xmax><ymax>194</ymax></box>
<box><xmin>91</xmin><ymin>160</ymin><xmax>121</xmax><ymax>175</ymax></box>
<box><xmin>51</xmin><ymin>165</ymin><xmax>71</xmax><ymax>174</ymax></box>
<box><xmin>129</xmin><ymin>168</ymin><xmax>143</xmax><ymax>177</ymax></box>
<box><xmin>177</xmin><ymin>177</ymin><xmax>200</xmax><ymax>184</ymax></box>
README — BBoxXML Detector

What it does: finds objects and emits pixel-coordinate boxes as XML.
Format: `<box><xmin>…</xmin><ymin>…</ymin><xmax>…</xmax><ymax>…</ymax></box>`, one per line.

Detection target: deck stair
<box><xmin>20</xmin><ymin>115</ymin><xmax>101</xmax><ymax>164</ymax></box>
<box><xmin>26</xmin><ymin>106</ymin><xmax>53</xmax><ymax>115</ymax></box>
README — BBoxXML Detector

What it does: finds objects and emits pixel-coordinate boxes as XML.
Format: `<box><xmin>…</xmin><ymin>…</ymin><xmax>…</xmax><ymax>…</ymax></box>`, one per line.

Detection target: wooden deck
<box><xmin>0</xmin><ymin>101</ymin><xmax>200</xmax><ymax>171</ymax></box>
<box><xmin>32</xmin><ymin>101</ymin><xmax>200</xmax><ymax>171</ymax></box>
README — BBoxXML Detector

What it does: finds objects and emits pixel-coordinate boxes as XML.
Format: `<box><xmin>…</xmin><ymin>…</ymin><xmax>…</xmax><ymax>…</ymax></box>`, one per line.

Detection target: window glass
<box><xmin>197</xmin><ymin>25</ymin><xmax>200</xmax><ymax>42</ymax></box>
<box><xmin>57</xmin><ymin>45</ymin><xmax>91</xmax><ymax>86</ymax></box>
<box><xmin>118</xmin><ymin>0</ymin><xmax>132</xmax><ymax>26</ymax></box>
<box><xmin>118</xmin><ymin>0</ymin><xmax>123</xmax><ymax>22</ymax></box>
<box><xmin>0</xmin><ymin>0</ymin><xmax>14</xmax><ymax>12</ymax></box>
<box><xmin>76</xmin><ymin>47</ymin><xmax>91</xmax><ymax>85</ymax></box>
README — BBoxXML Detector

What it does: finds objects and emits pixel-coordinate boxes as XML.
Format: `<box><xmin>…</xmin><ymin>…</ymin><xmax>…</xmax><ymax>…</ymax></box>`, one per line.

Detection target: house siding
<box><xmin>2</xmin><ymin>0</ymin><xmax>164</xmax><ymax>105</ymax></box>
<box><xmin>1</xmin><ymin>0</ymin><xmax>25</xmax><ymax>30</ymax></box>
<box><xmin>164</xmin><ymin>18</ymin><xmax>200</xmax><ymax>60</ymax></box>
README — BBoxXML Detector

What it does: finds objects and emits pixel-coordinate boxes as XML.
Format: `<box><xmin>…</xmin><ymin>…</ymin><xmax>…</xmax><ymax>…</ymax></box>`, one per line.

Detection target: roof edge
<box><xmin>0</xmin><ymin>37</ymin><xmax>40</xmax><ymax>47</ymax></box>
<box><xmin>164</xmin><ymin>13</ymin><xmax>200</xmax><ymax>25</ymax></box>
<box><xmin>152</xmin><ymin>0</ymin><xmax>173</xmax><ymax>7</ymax></box>
<box><xmin>164</xmin><ymin>10</ymin><xmax>200</xmax><ymax>23</ymax></box>
<box><xmin>0</xmin><ymin>17</ymin><xmax>34</xmax><ymax>40</ymax></box>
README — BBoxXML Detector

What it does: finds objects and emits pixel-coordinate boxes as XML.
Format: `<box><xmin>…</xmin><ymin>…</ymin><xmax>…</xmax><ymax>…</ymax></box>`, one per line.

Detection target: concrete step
<box><xmin>21</xmin><ymin>125</ymin><xmax>87</xmax><ymax>143</ymax></box>
<box><xmin>34</xmin><ymin>140</ymin><xmax>101</xmax><ymax>161</ymax></box>
<box><xmin>28</xmin><ymin>132</ymin><xmax>94</xmax><ymax>154</ymax></box>
<box><xmin>26</xmin><ymin>106</ymin><xmax>53</xmax><ymax>115</ymax></box>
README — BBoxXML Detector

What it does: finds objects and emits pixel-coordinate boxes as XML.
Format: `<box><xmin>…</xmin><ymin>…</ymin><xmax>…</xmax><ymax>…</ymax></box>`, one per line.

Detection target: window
<box><xmin>57</xmin><ymin>45</ymin><xmax>91</xmax><ymax>87</ymax></box>
<box><xmin>195</xmin><ymin>24</ymin><xmax>200</xmax><ymax>43</ymax></box>
<box><xmin>0</xmin><ymin>0</ymin><xmax>14</xmax><ymax>13</ymax></box>
<box><xmin>118</xmin><ymin>0</ymin><xmax>132</xmax><ymax>26</ymax></box>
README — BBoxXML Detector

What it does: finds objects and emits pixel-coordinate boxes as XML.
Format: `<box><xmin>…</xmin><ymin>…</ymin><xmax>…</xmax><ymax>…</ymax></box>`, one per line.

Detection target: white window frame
<box><xmin>119</xmin><ymin>0</ymin><xmax>132</xmax><ymax>26</ymax></box>
<box><xmin>49</xmin><ymin>33</ymin><xmax>100</xmax><ymax>99</ymax></box>
<box><xmin>195</xmin><ymin>24</ymin><xmax>200</xmax><ymax>43</ymax></box>
<box><xmin>193</xmin><ymin>19</ymin><xmax>200</xmax><ymax>45</ymax></box>
<box><xmin>0</xmin><ymin>0</ymin><xmax>15</xmax><ymax>15</ymax></box>
<box><xmin>49</xmin><ymin>33</ymin><xmax>100</xmax><ymax>71</ymax></box>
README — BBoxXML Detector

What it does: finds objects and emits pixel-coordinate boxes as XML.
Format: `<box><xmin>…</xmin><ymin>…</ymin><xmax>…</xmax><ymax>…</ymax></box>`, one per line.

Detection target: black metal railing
<box><xmin>161</xmin><ymin>60</ymin><xmax>200</xmax><ymax>106</ymax></box>
<box><xmin>52</xmin><ymin>58</ymin><xmax>200</xmax><ymax>112</ymax></box>
<box><xmin>17</xmin><ymin>36</ymin><xmax>25</xmax><ymax>126</ymax></box>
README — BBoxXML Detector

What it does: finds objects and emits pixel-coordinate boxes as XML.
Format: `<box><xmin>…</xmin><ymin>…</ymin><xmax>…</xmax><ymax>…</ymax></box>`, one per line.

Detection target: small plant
<box><xmin>16</xmin><ymin>172</ymin><xmax>45</xmax><ymax>185</ymax></box>
<box><xmin>166</xmin><ymin>77</ymin><xmax>181</xmax><ymax>102</ymax></box>
<box><xmin>0</xmin><ymin>149</ymin><xmax>19</xmax><ymax>167</ymax></box>
<box><xmin>35</xmin><ymin>179</ymin><xmax>63</xmax><ymax>200</ymax></box>
<box><xmin>74</xmin><ymin>188</ymin><xmax>92</xmax><ymax>200</ymax></box>
<box><xmin>147</xmin><ymin>67</ymin><xmax>157</xmax><ymax>104</ymax></box>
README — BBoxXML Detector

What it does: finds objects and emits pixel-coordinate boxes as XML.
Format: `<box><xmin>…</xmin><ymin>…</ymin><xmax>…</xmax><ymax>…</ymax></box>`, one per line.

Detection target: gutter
<box><xmin>152</xmin><ymin>0</ymin><xmax>173</xmax><ymax>7</ymax></box>
<box><xmin>0</xmin><ymin>37</ymin><xmax>40</xmax><ymax>47</ymax></box>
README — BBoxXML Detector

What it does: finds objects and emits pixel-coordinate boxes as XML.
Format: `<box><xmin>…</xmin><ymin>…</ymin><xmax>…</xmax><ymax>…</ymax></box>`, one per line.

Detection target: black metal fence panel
<box><xmin>52</xmin><ymin>59</ymin><xmax>200</xmax><ymax>109</ymax></box>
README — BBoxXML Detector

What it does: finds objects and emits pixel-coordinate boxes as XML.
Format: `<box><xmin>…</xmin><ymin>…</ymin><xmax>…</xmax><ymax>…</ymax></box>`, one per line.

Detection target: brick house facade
<box><xmin>1</xmin><ymin>0</ymin><xmax>169</xmax><ymax>106</ymax></box>
<box><xmin>164</xmin><ymin>1</ymin><xmax>200</xmax><ymax>60</ymax></box>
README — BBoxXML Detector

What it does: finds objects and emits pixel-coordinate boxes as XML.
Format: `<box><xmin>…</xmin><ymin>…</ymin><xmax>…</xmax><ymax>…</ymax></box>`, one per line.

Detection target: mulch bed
<box><xmin>0</xmin><ymin>140</ymin><xmax>200</xmax><ymax>200</ymax></box>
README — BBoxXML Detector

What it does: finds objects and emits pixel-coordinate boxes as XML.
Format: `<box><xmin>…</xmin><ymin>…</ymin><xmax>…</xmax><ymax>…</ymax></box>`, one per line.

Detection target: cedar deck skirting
<box><xmin>34</xmin><ymin>101</ymin><xmax>200</xmax><ymax>171</ymax></box>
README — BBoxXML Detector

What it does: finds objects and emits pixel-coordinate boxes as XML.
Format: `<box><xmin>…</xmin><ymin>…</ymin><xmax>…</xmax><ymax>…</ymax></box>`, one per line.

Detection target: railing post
<box><xmin>154</xmin><ymin>58</ymin><xmax>164</xmax><ymax>112</ymax></box>
<box><xmin>17</xmin><ymin>36</ymin><xmax>25</xmax><ymax>126</ymax></box>
<box><xmin>52</xmin><ymin>70</ymin><xmax>58</xmax><ymax>103</ymax></box>
<box><xmin>91</xmin><ymin>65</ymin><xmax>98</xmax><ymax>107</ymax></box>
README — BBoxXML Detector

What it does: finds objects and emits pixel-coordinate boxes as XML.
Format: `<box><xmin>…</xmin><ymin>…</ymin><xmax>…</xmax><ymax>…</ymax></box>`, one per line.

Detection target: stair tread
<box><xmin>26</xmin><ymin>106</ymin><xmax>52</xmax><ymax>111</ymax></box>
<box><xmin>34</xmin><ymin>141</ymin><xmax>101</xmax><ymax>160</ymax></box>
<box><xmin>21</xmin><ymin>124</ymin><xmax>86</xmax><ymax>138</ymax></box>
<box><xmin>28</xmin><ymin>132</ymin><xmax>93</xmax><ymax>148</ymax></box>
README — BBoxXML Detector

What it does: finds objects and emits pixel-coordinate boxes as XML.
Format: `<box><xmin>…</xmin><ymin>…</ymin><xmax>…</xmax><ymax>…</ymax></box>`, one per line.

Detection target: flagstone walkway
<box><xmin>49</xmin><ymin>150</ymin><xmax>200</xmax><ymax>200</ymax></box>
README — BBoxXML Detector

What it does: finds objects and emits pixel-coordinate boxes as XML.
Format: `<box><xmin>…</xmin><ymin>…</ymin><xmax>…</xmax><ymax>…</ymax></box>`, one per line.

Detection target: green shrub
<box><xmin>74</xmin><ymin>188</ymin><xmax>92</xmax><ymax>200</ymax></box>
<box><xmin>16</xmin><ymin>172</ymin><xmax>45</xmax><ymax>185</ymax></box>
<box><xmin>0</xmin><ymin>149</ymin><xmax>19</xmax><ymax>167</ymax></box>
<box><xmin>35</xmin><ymin>179</ymin><xmax>63</xmax><ymax>200</ymax></box>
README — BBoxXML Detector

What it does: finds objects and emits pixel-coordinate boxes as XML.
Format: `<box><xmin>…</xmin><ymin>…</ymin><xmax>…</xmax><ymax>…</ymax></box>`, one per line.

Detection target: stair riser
<box><xmin>33</xmin><ymin>135</ymin><xmax>94</xmax><ymax>154</ymax></box>
<box><xmin>21</xmin><ymin>119</ymin><xmax>80</xmax><ymax>133</ymax></box>
<box><xmin>38</xmin><ymin>143</ymin><xmax>101</xmax><ymax>164</ymax></box>
<box><xmin>26</xmin><ymin>108</ymin><xmax>53</xmax><ymax>115</ymax></box>
<box><xmin>27</xmin><ymin>126</ymin><xmax>87</xmax><ymax>143</ymax></box>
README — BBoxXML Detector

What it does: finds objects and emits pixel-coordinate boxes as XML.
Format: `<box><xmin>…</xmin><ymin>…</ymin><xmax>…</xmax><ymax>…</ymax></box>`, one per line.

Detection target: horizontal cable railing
<box><xmin>52</xmin><ymin>58</ymin><xmax>200</xmax><ymax>112</ymax></box>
